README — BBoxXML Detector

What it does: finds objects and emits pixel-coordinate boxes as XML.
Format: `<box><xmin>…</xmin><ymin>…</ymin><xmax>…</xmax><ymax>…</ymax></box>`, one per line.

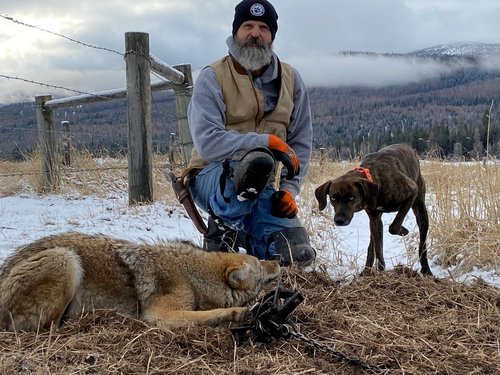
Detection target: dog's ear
<box><xmin>315</xmin><ymin>181</ymin><xmax>333</xmax><ymax>211</ymax></box>
<box><xmin>356</xmin><ymin>180</ymin><xmax>379</xmax><ymax>209</ymax></box>
<box><xmin>226</xmin><ymin>262</ymin><xmax>251</xmax><ymax>289</ymax></box>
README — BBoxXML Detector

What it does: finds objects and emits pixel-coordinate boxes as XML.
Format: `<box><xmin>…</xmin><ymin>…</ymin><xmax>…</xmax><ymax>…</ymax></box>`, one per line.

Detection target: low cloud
<box><xmin>288</xmin><ymin>53</ymin><xmax>497</xmax><ymax>88</ymax></box>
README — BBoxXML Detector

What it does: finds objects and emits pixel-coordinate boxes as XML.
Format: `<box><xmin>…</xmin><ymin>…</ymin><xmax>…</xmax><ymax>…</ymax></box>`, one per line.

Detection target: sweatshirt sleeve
<box><xmin>187</xmin><ymin>66</ymin><xmax>269</xmax><ymax>162</ymax></box>
<box><xmin>278</xmin><ymin>68</ymin><xmax>313</xmax><ymax>196</ymax></box>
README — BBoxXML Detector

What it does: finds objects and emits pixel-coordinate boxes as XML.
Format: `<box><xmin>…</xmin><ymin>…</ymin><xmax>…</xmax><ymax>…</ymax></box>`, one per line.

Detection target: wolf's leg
<box><xmin>143</xmin><ymin>305</ymin><xmax>249</xmax><ymax>327</ymax></box>
<box><xmin>0</xmin><ymin>247</ymin><xmax>82</xmax><ymax>331</ymax></box>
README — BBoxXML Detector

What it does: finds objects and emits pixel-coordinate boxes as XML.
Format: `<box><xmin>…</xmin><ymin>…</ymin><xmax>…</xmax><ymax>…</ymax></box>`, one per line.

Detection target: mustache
<box><xmin>243</xmin><ymin>36</ymin><xmax>265</xmax><ymax>48</ymax></box>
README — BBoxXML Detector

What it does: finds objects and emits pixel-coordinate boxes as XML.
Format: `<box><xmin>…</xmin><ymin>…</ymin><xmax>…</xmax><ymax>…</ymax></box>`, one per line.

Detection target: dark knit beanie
<box><xmin>232</xmin><ymin>0</ymin><xmax>278</xmax><ymax>40</ymax></box>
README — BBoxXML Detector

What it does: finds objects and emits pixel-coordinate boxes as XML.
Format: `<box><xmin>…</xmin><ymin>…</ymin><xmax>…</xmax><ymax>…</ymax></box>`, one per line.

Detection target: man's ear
<box><xmin>315</xmin><ymin>181</ymin><xmax>333</xmax><ymax>211</ymax></box>
<box><xmin>226</xmin><ymin>262</ymin><xmax>251</xmax><ymax>289</ymax></box>
<box><xmin>356</xmin><ymin>180</ymin><xmax>379</xmax><ymax>209</ymax></box>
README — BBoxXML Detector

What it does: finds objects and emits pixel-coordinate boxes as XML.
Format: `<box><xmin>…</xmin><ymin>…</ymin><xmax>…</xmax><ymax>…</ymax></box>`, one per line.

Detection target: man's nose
<box><xmin>249</xmin><ymin>26</ymin><xmax>261</xmax><ymax>37</ymax></box>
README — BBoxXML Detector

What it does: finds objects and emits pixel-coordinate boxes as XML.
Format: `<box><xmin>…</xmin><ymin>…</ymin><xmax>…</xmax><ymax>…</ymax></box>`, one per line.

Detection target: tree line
<box><xmin>0</xmin><ymin>67</ymin><xmax>498</xmax><ymax>161</ymax></box>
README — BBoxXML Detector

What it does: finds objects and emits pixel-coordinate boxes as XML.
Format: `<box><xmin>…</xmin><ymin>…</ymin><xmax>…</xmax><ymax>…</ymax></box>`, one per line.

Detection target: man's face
<box><xmin>233</xmin><ymin>20</ymin><xmax>274</xmax><ymax>72</ymax></box>
<box><xmin>235</xmin><ymin>20</ymin><xmax>273</xmax><ymax>47</ymax></box>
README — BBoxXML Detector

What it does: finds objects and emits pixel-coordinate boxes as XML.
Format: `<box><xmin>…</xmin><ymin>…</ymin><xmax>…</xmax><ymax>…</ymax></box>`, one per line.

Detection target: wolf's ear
<box><xmin>226</xmin><ymin>262</ymin><xmax>251</xmax><ymax>289</ymax></box>
<box><xmin>315</xmin><ymin>181</ymin><xmax>333</xmax><ymax>211</ymax></box>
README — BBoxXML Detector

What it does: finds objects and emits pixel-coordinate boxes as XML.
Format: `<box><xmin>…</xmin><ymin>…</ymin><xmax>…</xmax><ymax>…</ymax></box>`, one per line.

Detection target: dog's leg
<box><xmin>412</xmin><ymin>198</ymin><xmax>433</xmax><ymax>276</ymax></box>
<box><xmin>364</xmin><ymin>212</ymin><xmax>384</xmax><ymax>273</ymax></box>
<box><xmin>388</xmin><ymin>179</ymin><xmax>418</xmax><ymax>237</ymax></box>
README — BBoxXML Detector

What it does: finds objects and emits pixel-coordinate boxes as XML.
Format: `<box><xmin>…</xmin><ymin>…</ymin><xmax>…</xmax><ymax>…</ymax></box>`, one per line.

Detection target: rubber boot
<box><xmin>227</xmin><ymin>147</ymin><xmax>275</xmax><ymax>201</ymax></box>
<box><xmin>269</xmin><ymin>227</ymin><xmax>316</xmax><ymax>267</ymax></box>
<box><xmin>203</xmin><ymin>217</ymin><xmax>238</xmax><ymax>252</ymax></box>
<box><xmin>203</xmin><ymin>217</ymin><xmax>252</xmax><ymax>253</ymax></box>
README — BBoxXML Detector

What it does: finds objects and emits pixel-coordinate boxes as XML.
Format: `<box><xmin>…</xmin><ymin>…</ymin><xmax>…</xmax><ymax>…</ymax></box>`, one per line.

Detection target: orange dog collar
<box><xmin>354</xmin><ymin>166</ymin><xmax>374</xmax><ymax>183</ymax></box>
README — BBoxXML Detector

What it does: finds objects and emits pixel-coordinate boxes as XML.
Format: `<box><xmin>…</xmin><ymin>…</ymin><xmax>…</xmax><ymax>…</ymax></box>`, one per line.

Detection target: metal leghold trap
<box><xmin>231</xmin><ymin>286</ymin><xmax>385</xmax><ymax>374</ymax></box>
<box><xmin>231</xmin><ymin>286</ymin><xmax>304</xmax><ymax>345</ymax></box>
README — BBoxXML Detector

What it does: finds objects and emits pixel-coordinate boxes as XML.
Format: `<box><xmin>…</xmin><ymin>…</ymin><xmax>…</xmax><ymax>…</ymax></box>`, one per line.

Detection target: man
<box><xmin>186</xmin><ymin>0</ymin><xmax>315</xmax><ymax>266</ymax></box>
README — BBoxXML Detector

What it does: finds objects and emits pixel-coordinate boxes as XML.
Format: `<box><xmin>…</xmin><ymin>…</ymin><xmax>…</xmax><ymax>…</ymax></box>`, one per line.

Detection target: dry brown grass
<box><xmin>1</xmin><ymin>267</ymin><xmax>499</xmax><ymax>374</ymax></box>
<box><xmin>1</xmin><ymin>150</ymin><xmax>500</xmax><ymax>374</ymax></box>
<box><xmin>422</xmin><ymin>160</ymin><xmax>500</xmax><ymax>274</ymax></box>
<box><xmin>0</xmin><ymin>150</ymin><xmax>174</xmax><ymax>203</ymax></box>
<box><xmin>1</xmin><ymin>149</ymin><xmax>499</xmax><ymax>274</ymax></box>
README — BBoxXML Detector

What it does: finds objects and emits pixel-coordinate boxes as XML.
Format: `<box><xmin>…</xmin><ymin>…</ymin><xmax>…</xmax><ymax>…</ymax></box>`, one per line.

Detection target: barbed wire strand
<box><xmin>0</xmin><ymin>74</ymin><xmax>118</xmax><ymax>98</ymax></box>
<box><xmin>0</xmin><ymin>13</ymin><xmax>123</xmax><ymax>57</ymax></box>
<box><xmin>0</xmin><ymin>163</ymin><xmax>171</xmax><ymax>178</ymax></box>
<box><xmin>0</xmin><ymin>14</ymin><xmax>176</xmax><ymax>102</ymax></box>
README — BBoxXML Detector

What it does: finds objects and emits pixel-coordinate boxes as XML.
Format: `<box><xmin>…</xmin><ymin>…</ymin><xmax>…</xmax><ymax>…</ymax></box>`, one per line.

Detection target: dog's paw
<box><xmin>389</xmin><ymin>224</ymin><xmax>409</xmax><ymax>236</ymax></box>
<box><xmin>359</xmin><ymin>267</ymin><xmax>376</xmax><ymax>277</ymax></box>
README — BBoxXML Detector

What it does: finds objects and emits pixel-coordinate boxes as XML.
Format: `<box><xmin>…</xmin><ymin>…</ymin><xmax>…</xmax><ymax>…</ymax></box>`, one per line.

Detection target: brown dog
<box><xmin>315</xmin><ymin>144</ymin><xmax>432</xmax><ymax>276</ymax></box>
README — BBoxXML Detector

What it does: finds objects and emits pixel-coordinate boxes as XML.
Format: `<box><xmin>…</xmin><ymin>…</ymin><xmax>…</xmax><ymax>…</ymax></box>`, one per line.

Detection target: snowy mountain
<box><xmin>340</xmin><ymin>42</ymin><xmax>500</xmax><ymax>59</ymax></box>
<box><xmin>410</xmin><ymin>42</ymin><xmax>500</xmax><ymax>57</ymax></box>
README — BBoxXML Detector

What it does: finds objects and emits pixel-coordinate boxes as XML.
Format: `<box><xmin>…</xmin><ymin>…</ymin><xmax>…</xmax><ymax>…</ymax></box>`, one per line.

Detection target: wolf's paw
<box><xmin>232</xmin><ymin>307</ymin><xmax>252</xmax><ymax>322</ymax></box>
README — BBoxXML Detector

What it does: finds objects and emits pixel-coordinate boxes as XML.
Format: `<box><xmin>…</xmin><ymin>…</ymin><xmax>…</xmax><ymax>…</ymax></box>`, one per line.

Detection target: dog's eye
<box><xmin>330</xmin><ymin>197</ymin><xmax>336</xmax><ymax>203</ymax></box>
<box><xmin>349</xmin><ymin>196</ymin><xmax>354</xmax><ymax>201</ymax></box>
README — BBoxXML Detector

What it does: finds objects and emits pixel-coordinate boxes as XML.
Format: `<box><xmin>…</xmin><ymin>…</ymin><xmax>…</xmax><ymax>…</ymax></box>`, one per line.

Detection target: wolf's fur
<box><xmin>0</xmin><ymin>232</ymin><xmax>280</xmax><ymax>331</ymax></box>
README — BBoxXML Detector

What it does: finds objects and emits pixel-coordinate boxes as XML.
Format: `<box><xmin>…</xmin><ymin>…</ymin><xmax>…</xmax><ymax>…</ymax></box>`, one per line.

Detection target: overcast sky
<box><xmin>1</xmin><ymin>0</ymin><xmax>500</xmax><ymax>104</ymax></box>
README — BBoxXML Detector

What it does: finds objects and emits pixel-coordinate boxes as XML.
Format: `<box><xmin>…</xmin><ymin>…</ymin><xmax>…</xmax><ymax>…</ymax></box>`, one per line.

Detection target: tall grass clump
<box><xmin>422</xmin><ymin>158</ymin><xmax>500</xmax><ymax>275</ymax></box>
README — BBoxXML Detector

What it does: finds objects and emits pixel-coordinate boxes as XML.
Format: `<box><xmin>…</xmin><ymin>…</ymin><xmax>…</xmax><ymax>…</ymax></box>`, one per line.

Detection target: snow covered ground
<box><xmin>0</xmin><ymin>192</ymin><xmax>498</xmax><ymax>287</ymax></box>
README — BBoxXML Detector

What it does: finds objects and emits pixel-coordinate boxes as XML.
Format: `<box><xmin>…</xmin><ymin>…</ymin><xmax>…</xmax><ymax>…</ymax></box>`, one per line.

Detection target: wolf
<box><xmin>0</xmin><ymin>232</ymin><xmax>280</xmax><ymax>331</ymax></box>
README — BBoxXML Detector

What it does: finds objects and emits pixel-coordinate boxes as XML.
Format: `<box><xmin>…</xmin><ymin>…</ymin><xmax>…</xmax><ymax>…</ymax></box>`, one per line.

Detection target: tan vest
<box><xmin>188</xmin><ymin>56</ymin><xmax>295</xmax><ymax>169</ymax></box>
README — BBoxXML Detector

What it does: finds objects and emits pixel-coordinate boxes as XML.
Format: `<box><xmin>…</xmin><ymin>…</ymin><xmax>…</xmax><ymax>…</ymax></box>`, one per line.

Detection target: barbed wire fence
<box><xmin>0</xmin><ymin>13</ymin><xmax>186</xmax><ymax>179</ymax></box>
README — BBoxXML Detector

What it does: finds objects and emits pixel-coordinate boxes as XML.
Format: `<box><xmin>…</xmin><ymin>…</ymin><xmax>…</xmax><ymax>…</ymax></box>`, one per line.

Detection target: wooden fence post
<box><xmin>61</xmin><ymin>120</ymin><xmax>71</xmax><ymax>166</ymax></box>
<box><xmin>319</xmin><ymin>147</ymin><xmax>325</xmax><ymax>166</ymax></box>
<box><xmin>125</xmin><ymin>32</ymin><xmax>153</xmax><ymax>205</ymax></box>
<box><xmin>35</xmin><ymin>94</ymin><xmax>59</xmax><ymax>191</ymax></box>
<box><xmin>172</xmin><ymin>64</ymin><xmax>194</xmax><ymax>165</ymax></box>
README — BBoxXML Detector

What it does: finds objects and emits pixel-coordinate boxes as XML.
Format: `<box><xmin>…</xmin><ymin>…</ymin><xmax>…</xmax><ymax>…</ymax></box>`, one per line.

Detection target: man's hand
<box><xmin>268</xmin><ymin>134</ymin><xmax>300</xmax><ymax>180</ymax></box>
<box><xmin>271</xmin><ymin>190</ymin><xmax>298</xmax><ymax>218</ymax></box>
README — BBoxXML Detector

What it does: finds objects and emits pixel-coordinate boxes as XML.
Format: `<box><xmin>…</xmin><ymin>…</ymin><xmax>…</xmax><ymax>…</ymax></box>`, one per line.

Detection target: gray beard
<box><xmin>233</xmin><ymin>37</ymin><xmax>274</xmax><ymax>71</ymax></box>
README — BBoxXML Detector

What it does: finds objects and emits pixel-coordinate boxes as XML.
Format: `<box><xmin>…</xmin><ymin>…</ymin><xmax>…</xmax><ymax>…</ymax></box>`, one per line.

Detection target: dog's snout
<box><xmin>335</xmin><ymin>218</ymin><xmax>350</xmax><ymax>226</ymax></box>
<box><xmin>334</xmin><ymin>214</ymin><xmax>351</xmax><ymax>226</ymax></box>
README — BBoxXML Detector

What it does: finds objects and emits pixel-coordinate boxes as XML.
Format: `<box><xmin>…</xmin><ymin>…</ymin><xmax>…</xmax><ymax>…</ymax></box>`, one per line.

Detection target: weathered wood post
<box><xmin>125</xmin><ymin>32</ymin><xmax>153</xmax><ymax>204</ymax></box>
<box><xmin>61</xmin><ymin>120</ymin><xmax>71</xmax><ymax>166</ymax></box>
<box><xmin>169</xmin><ymin>132</ymin><xmax>176</xmax><ymax>164</ymax></box>
<box><xmin>35</xmin><ymin>94</ymin><xmax>59</xmax><ymax>191</ymax></box>
<box><xmin>172</xmin><ymin>64</ymin><xmax>194</xmax><ymax>165</ymax></box>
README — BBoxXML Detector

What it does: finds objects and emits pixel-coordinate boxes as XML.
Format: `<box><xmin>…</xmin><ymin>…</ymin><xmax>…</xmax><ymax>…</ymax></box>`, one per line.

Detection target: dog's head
<box><xmin>223</xmin><ymin>254</ymin><xmax>281</xmax><ymax>306</ymax></box>
<box><xmin>315</xmin><ymin>175</ymin><xmax>379</xmax><ymax>226</ymax></box>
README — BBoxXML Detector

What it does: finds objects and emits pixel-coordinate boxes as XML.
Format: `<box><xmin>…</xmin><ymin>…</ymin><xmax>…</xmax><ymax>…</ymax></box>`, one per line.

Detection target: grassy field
<box><xmin>1</xmin><ymin>150</ymin><xmax>499</xmax><ymax>374</ymax></box>
<box><xmin>1</xmin><ymin>149</ymin><xmax>499</xmax><ymax>275</ymax></box>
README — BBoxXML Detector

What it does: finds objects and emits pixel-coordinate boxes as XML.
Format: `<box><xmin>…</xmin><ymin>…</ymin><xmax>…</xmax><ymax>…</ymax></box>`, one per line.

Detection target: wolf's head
<box><xmin>222</xmin><ymin>253</ymin><xmax>280</xmax><ymax>307</ymax></box>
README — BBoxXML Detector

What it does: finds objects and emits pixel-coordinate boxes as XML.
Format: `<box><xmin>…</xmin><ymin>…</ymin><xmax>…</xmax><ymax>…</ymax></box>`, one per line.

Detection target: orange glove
<box><xmin>268</xmin><ymin>134</ymin><xmax>300</xmax><ymax>180</ymax></box>
<box><xmin>271</xmin><ymin>190</ymin><xmax>298</xmax><ymax>218</ymax></box>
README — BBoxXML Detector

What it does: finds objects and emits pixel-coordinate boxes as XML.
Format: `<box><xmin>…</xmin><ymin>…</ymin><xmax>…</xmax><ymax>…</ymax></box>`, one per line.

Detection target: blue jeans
<box><xmin>188</xmin><ymin>161</ymin><xmax>304</xmax><ymax>259</ymax></box>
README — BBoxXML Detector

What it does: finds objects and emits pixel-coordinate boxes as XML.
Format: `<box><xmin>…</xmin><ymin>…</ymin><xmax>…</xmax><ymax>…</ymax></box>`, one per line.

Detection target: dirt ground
<box><xmin>1</xmin><ymin>266</ymin><xmax>499</xmax><ymax>375</ymax></box>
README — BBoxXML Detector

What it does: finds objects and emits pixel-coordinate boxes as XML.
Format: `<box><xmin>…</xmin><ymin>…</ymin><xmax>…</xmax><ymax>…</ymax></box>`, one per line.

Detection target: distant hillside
<box><xmin>310</xmin><ymin>66</ymin><xmax>500</xmax><ymax>158</ymax></box>
<box><xmin>0</xmin><ymin>43</ymin><xmax>499</xmax><ymax>160</ymax></box>
<box><xmin>410</xmin><ymin>42</ymin><xmax>500</xmax><ymax>57</ymax></box>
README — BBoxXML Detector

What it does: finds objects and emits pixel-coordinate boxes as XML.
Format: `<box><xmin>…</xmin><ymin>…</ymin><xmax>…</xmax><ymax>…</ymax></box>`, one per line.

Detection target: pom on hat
<box><xmin>232</xmin><ymin>0</ymin><xmax>278</xmax><ymax>40</ymax></box>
